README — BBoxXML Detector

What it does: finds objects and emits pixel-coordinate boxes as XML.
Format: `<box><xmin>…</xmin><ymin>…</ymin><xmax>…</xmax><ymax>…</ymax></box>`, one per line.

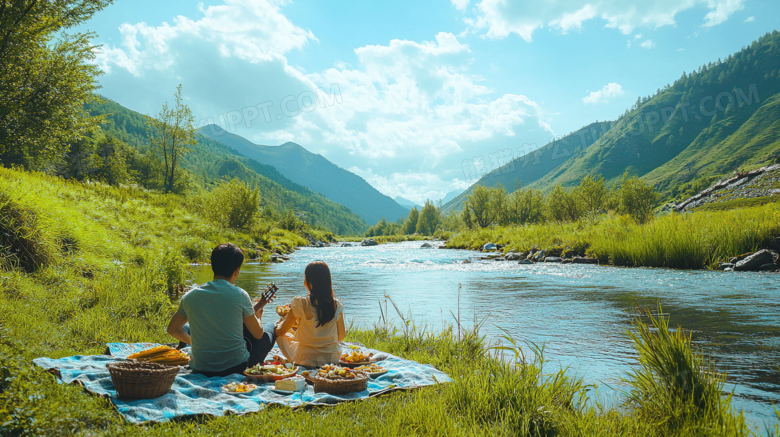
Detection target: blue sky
<box><xmin>79</xmin><ymin>0</ymin><xmax>779</xmax><ymax>204</ymax></box>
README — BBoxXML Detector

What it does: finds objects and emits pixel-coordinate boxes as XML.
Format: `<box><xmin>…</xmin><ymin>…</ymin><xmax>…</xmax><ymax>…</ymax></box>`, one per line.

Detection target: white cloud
<box><xmin>634</xmin><ymin>33</ymin><xmax>642</xmax><ymax>39</ymax></box>
<box><xmin>93</xmin><ymin>1</ymin><xmax>551</xmax><ymax>195</ymax></box>
<box><xmin>744</xmin><ymin>16</ymin><xmax>754</xmax><ymax>22</ymax></box>
<box><xmin>95</xmin><ymin>0</ymin><xmax>316</xmax><ymax>75</ymax></box>
<box><xmin>677</xmin><ymin>48</ymin><xmax>685</xmax><ymax>51</ymax></box>
<box><xmin>306</xmin><ymin>32</ymin><xmax>551</xmax><ymax>161</ymax></box>
<box><xmin>466</xmin><ymin>0</ymin><xmax>744</xmax><ymax>42</ymax></box>
<box><xmin>451</xmin><ymin>0</ymin><xmax>470</xmax><ymax>11</ymax></box>
<box><xmin>703</xmin><ymin>0</ymin><xmax>744</xmax><ymax>26</ymax></box>
<box><xmin>640</xmin><ymin>39</ymin><xmax>655</xmax><ymax>49</ymax></box>
<box><xmin>348</xmin><ymin>167</ymin><xmax>468</xmax><ymax>204</ymax></box>
<box><xmin>548</xmin><ymin>4</ymin><xmax>597</xmax><ymax>34</ymax></box>
<box><xmin>582</xmin><ymin>83</ymin><xmax>624</xmax><ymax>105</ymax></box>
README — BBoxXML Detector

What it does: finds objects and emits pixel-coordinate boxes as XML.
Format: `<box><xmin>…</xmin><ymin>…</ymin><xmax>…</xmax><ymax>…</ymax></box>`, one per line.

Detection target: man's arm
<box><xmin>243</xmin><ymin>314</ymin><xmax>265</xmax><ymax>339</ymax></box>
<box><xmin>167</xmin><ymin>312</ymin><xmax>192</xmax><ymax>345</ymax></box>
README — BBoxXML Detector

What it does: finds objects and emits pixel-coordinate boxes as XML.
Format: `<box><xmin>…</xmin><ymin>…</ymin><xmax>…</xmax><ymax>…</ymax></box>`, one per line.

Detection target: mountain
<box><xmin>440</xmin><ymin>189</ymin><xmax>463</xmax><ymax>205</ymax></box>
<box><xmin>447</xmin><ymin>30</ymin><xmax>780</xmax><ymax>210</ymax></box>
<box><xmin>394</xmin><ymin>196</ymin><xmax>420</xmax><ymax>210</ymax></box>
<box><xmin>442</xmin><ymin>121</ymin><xmax>608</xmax><ymax>212</ymax></box>
<box><xmin>198</xmin><ymin>124</ymin><xmax>410</xmax><ymax>225</ymax></box>
<box><xmin>531</xmin><ymin>32</ymin><xmax>780</xmax><ymax>201</ymax></box>
<box><xmin>84</xmin><ymin>98</ymin><xmax>368</xmax><ymax>234</ymax></box>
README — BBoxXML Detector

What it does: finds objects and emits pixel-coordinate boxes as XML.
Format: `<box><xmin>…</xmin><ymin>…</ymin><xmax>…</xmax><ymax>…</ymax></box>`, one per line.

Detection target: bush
<box><xmin>199</xmin><ymin>179</ymin><xmax>261</xmax><ymax>230</ymax></box>
<box><xmin>0</xmin><ymin>195</ymin><xmax>55</xmax><ymax>273</ymax></box>
<box><xmin>617</xmin><ymin>174</ymin><xmax>657</xmax><ymax>224</ymax></box>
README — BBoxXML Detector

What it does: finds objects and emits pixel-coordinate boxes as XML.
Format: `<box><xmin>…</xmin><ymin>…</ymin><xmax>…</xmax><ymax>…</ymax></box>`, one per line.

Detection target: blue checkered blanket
<box><xmin>33</xmin><ymin>343</ymin><xmax>451</xmax><ymax>424</ymax></box>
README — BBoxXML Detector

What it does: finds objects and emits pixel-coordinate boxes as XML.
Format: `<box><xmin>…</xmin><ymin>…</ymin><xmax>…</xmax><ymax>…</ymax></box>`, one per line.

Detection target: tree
<box><xmin>573</xmin><ymin>175</ymin><xmax>609</xmax><ymax>214</ymax></box>
<box><xmin>507</xmin><ymin>187</ymin><xmax>545</xmax><ymax>224</ymax></box>
<box><xmin>490</xmin><ymin>184</ymin><xmax>509</xmax><ymax>226</ymax></box>
<box><xmin>439</xmin><ymin>211</ymin><xmax>464</xmax><ymax>232</ymax></box>
<box><xmin>617</xmin><ymin>173</ymin><xmax>657</xmax><ymax>223</ymax></box>
<box><xmin>403</xmin><ymin>207</ymin><xmax>419</xmax><ymax>234</ymax></box>
<box><xmin>146</xmin><ymin>85</ymin><xmax>196</xmax><ymax>192</ymax></box>
<box><xmin>91</xmin><ymin>135</ymin><xmax>136</xmax><ymax>185</ymax></box>
<box><xmin>547</xmin><ymin>184</ymin><xmax>583</xmax><ymax>223</ymax></box>
<box><xmin>462</xmin><ymin>203</ymin><xmax>474</xmax><ymax>229</ymax></box>
<box><xmin>0</xmin><ymin>0</ymin><xmax>111</xmax><ymax>168</ymax></box>
<box><xmin>463</xmin><ymin>185</ymin><xmax>495</xmax><ymax>228</ymax></box>
<box><xmin>416</xmin><ymin>200</ymin><xmax>441</xmax><ymax>235</ymax></box>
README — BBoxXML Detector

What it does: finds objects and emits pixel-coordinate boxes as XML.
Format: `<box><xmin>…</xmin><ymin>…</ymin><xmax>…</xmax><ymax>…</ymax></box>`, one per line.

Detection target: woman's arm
<box><xmin>337</xmin><ymin>313</ymin><xmax>346</xmax><ymax>342</ymax></box>
<box><xmin>274</xmin><ymin>314</ymin><xmax>298</xmax><ymax>337</ymax></box>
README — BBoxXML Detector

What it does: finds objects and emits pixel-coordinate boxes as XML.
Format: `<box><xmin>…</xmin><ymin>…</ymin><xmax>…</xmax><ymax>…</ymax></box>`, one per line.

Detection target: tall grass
<box><xmin>447</xmin><ymin>205</ymin><xmax>780</xmax><ymax>269</ymax></box>
<box><xmin>591</xmin><ymin>208</ymin><xmax>780</xmax><ymax>268</ymax></box>
<box><xmin>624</xmin><ymin>307</ymin><xmax>748</xmax><ymax>435</ymax></box>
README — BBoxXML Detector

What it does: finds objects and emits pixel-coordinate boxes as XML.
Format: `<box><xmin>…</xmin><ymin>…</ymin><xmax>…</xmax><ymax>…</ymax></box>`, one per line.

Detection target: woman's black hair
<box><xmin>305</xmin><ymin>261</ymin><xmax>336</xmax><ymax>327</ymax></box>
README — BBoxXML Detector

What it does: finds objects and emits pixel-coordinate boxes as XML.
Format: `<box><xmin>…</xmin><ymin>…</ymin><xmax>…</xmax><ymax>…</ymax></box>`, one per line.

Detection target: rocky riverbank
<box><xmin>463</xmin><ymin>241</ymin><xmax>780</xmax><ymax>272</ymax></box>
<box><xmin>675</xmin><ymin>164</ymin><xmax>780</xmax><ymax>212</ymax></box>
<box><xmin>468</xmin><ymin>243</ymin><xmax>600</xmax><ymax>265</ymax></box>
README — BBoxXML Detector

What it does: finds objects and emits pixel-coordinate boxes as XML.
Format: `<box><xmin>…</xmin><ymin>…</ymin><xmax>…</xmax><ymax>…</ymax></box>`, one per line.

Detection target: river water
<box><xmin>191</xmin><ymin>241</ymin><xmax>780</xmax><ymax>428</ymax></box>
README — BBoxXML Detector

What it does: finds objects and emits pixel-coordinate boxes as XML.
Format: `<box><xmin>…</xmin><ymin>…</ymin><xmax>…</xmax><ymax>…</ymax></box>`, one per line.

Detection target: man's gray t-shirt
<box><xmin>177</xmin><ymin>279</ymin><xmax>254</xmax><ymax>372</ymax></box>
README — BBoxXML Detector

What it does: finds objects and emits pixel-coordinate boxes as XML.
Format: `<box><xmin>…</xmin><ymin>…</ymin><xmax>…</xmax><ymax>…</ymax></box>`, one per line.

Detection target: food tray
<box><xmin>243</xmin><ymin>366</ymin><xmax>299</xmax><ymax>381</ymax></box>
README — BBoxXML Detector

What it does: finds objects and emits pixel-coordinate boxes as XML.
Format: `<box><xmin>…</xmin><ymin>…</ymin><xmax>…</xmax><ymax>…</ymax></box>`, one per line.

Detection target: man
<box><xmin>167</xmin><ymin>243</ymin><xmax>276</xmax><ymax>377</ymax></box>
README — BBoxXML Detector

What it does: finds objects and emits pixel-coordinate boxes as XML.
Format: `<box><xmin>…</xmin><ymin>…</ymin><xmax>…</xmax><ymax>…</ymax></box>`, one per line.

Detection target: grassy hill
<box><xmin>198</xmin><ymin>124</ymin><xmax>411</xmax><ymax>225</ymax></box>
<box><xmin>442</xmin><ymin>121</ymin><xmax>609</xmax><ymax>212</ymax></box>
<box><xmin>85</xmin><ymin>99</ymin><xmax>368</xmax><ymax>235</ymax></box>
<box><xmin>447</xmin><ymin>31</ymin><xmax>780</xmax><ymax>209</ymax></box>
<box><xmin>529</xmin><ymin>31</ymin><xmax>780</xmax><ymax>201</ymax></box>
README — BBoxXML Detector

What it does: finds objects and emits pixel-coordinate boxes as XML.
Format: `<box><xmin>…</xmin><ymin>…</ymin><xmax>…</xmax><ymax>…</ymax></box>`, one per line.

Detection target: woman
<box><xmin>275</xmin><ymin>261</ymin><xmax>346</xmax><ymax>367</ymax></box>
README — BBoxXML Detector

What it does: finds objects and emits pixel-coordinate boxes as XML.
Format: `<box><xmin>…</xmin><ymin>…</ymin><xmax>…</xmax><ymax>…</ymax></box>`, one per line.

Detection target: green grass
<box><xmin>338</xmin><ymin>234</ymin><xmax>432</xmax><ymax>243</ymax></box>
<box><xmin>446</xmin><ymin>204</ymin><xmax>780</xmax><ymax>269</ymax></box>
<box><xmin>696</xmin><ymin>196</ymin><xmax>778</xmax><ymax>212</ymax></box>
<box><xmin>0</xmin><ymin>168</ymin><xmax>776</xmax><ymax>436</ymax></box>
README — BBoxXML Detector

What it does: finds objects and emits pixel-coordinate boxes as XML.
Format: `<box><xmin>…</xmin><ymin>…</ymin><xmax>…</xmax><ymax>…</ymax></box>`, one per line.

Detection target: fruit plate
<box><xmin>243</xmin><ymin>366</ymin><xmax>299</xmax><ymax>381</ymax></box>
<box><xmin>221</xmin><ymin>384</ymin><xmax>259</xmax><ymax>394</ymax></box>
<box><xmin>339</xmin><ymin>360</ymin><xmax>370</xmax><ymax>368</ymax></box>
<box><xmin>362</xmin><ymin>368</ymin><xmax>388</xmax><ymax>377</ymax></box>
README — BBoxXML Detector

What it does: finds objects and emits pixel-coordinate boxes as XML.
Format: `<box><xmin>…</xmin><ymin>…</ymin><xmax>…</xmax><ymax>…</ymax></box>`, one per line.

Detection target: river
<box><xmin>191</xmin><ymin>241</ymin><xmax>780</xmax><ymax>428</ymax></box>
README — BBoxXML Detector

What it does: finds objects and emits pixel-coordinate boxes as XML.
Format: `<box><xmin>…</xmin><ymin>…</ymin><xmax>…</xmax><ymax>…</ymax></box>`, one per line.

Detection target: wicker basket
<box><xmin>310</xmin><ymin>370</ymin><xmax>369</xmax><ymax>395</ymax></box>
<box><xmin>106</xmin><ymin>361</ymin><xmax>180</xmax><ymax>400</ymax></box>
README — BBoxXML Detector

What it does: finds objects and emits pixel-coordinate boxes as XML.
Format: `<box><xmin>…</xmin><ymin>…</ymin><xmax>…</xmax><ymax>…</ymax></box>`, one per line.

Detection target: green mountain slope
<box><xmin>528</xmin><ymin>31</ymin><xmax>780</xmax><ymax>200</ymax></box>
<box><xmin>442</xmin><ymin>121</ymin><xmax>609</xmax><ymax>212</ymax></box>
<box><xmin>198</xmin><ymin>124</ymin><xmax>410</xmax><ymax>224</ymax></box>
<box><xmin>85</xmin><ymin>98</ymin><xmax>368</xmax><ymax>234</ymax></box>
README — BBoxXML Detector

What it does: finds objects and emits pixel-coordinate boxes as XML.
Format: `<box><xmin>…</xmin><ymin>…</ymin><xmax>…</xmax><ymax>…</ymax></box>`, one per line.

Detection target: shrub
<box><xmin>617</xmin><ymin>173</ymin><xmax>657</xmax><ymax>224</ymax></box>
<box><xmin>199</xmin><ymin>179</ymin><xmax>261</xmax><ymax>231</ymax></box>
<box><xmin>0</xmin><ymin>195</ymin><xmax>55</xmax><ymax>273</ymax></box>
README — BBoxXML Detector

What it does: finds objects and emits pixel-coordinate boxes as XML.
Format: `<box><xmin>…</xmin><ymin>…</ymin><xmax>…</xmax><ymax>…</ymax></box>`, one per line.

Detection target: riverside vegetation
<box><xmin>360</xmin><ymin>172</ymin><xmax>780</xmax><ymax>270</ymax></box>
<box><xmin>0</xmin><ymin>166</ymin><xmax>777</xmax><ymax>436</ymax></box>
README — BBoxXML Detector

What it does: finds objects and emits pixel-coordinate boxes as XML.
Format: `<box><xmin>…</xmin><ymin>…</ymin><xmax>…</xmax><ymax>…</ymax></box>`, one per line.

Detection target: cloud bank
<box><xmin>454</xmin><ymin>0</ymin><xmax>745</xmax><ymax>42</ymax></box>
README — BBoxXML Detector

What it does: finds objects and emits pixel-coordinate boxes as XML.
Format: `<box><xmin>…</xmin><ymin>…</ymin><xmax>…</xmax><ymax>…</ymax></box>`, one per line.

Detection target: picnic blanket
<box><xmin>33</xmin><ymin>342</ymin><xmax>451</xmax><ymax>424</ymax></box>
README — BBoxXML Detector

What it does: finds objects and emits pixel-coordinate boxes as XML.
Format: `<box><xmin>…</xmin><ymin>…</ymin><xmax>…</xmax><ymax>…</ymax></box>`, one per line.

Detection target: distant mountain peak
<box><xmin>198</xmin><ymin>127</ymin><xmax>410</xmax><ymax>223</ymax></box>
<box><xmin>394</xmin><ymin>196</ymin><xmax>421</xmax><ymax>210</ymax></box>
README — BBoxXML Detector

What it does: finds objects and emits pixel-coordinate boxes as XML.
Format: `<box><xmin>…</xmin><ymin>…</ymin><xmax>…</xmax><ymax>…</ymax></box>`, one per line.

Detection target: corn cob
<box><xmin>128</xmin><ymin>345</ymin><xmax>171</xmax><ymax>359</ymax></box>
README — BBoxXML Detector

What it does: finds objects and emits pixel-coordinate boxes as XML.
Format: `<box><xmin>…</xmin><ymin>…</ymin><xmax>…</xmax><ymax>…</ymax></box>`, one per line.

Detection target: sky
<box><xmin>78</xmin><ymin>0</ymin><xmax>780</xmax><ymax>205</ymax></box>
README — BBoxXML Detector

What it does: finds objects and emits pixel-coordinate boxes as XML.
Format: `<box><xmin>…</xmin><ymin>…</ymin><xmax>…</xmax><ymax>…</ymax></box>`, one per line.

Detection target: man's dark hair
<box><xmin>211</xmin><ymin>243</ymin><xmax>244</xmax><ymax>277</ymax></box>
